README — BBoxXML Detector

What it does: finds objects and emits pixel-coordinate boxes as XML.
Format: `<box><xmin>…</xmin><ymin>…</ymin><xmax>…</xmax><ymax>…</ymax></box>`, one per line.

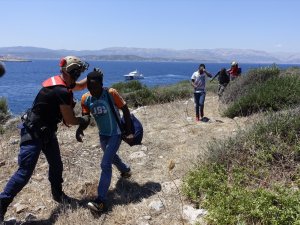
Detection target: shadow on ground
<box><xmin>3</xmin><ymin>179</ymin><xmax>161</xmax><ymax>225</ymax></box>
<box><xmin>108</xmin><ymin>178</ymin><xmax>161</xmax><ymax>206</ymax></box>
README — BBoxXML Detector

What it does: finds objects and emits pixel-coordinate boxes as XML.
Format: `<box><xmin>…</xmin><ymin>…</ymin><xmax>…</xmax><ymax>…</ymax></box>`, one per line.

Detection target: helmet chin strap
<box><xmin>61</xmin><ymin>71</ymin><xmax>76</xmax><ymax>89</ymax></box>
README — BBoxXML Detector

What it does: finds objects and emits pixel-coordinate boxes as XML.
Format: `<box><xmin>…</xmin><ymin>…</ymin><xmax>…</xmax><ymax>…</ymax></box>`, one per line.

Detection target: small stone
<box><xmin>148</xmin><ymin>200</ymin><xmax>164</xmax><ymax>211</ymax></box>
<box><xmin>14</xmin><ymin>203</ymin><xmax>28</xmax><ymax>213</ymax></box>
<box><xmin>0</xmin><ymin>160</ymin><xmax>5</xmax><ymax>167</ymax></box>
<box><xmin>143</xmin><ymin>215</ymin><xmax>151</xmax><ymax>220</ymax></box>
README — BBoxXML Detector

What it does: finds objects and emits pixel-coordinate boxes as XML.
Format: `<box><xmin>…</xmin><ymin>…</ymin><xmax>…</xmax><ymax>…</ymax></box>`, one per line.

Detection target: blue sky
<box><xmin>1</xmin><ymin>0</ymin><xmax>299</xmax><ymax>53</ymax></box>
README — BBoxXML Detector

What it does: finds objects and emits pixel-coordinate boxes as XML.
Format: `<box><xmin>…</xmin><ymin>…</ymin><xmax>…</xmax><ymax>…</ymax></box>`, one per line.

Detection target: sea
<box><xmin>0</xmin><ymin>60</ymin><xmax>299</xmax><ymax>115</ymax></box>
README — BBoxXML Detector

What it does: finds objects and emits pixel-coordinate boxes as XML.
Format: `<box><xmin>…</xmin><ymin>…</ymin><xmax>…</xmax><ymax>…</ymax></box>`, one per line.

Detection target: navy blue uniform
<box><xmin>0</xmin><ymin>85</ymin><xmax>73</xmax><ymax>207</ymax></box>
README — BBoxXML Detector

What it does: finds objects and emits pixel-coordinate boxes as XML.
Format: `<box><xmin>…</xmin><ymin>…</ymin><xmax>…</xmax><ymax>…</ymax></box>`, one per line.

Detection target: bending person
<box><xmin>0</xmin><ymin>56</ymin><xmax>90</xmax><ymax>223</ymax></box>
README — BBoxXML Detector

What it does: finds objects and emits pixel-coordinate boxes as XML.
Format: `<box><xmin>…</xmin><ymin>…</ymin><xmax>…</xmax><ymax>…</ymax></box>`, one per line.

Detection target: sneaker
<box><xmin>196</xmin><ymin>116</ymin><xmax>200</xmax><ymax>122</ymax></box>
<box><xmin>87</xmin><ymin>201</ymin><xmax>107</xmax><ymax>213</ymax></box>
<box><xmin>121</xmin><ymin>169</ymin><xmax>132</xmax><ymax>179</ymax></box>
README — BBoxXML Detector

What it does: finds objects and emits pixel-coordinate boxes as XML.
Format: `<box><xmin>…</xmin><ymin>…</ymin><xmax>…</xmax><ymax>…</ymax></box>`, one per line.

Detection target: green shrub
<box><xmin>112</xmin><ymin>80</ymin><xmax>193</xmax><ymax>107</ymax></box>
<box><xmin>221</xmin><ymin>65</ymin><xmax>280</xmax><ymax>105</ymax></box>
<box><xmin>111</xmin><ymin>80</ymin><xmax>146</xmax><ymax>93</ymax></box>
<box><xmin>223</xmin><ymin>75</ymin><xmax>300</xmax><ymax>118</ymax></box>
<box><xmin>124</xmin><ymin>88</ymin><xmax>155</xmax><ymax>107</ymax></box>
<box><xmin>0</xmin><ymin>97</ymin><xmax>9</xmax><ymax>134</ymax></box>
<box><xmin>0</xmin><ymin>97</ymin><xmax>9</xmax><ymax>122</ymax></box>
<box><xmin>183</xmin><ymin>108</ymin><xmax>300</xmax><ymax>224</ymax></box>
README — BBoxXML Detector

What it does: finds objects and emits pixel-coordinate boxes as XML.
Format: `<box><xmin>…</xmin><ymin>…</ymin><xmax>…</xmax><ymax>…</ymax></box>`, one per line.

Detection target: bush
<box><xmin>111</xmin><ymin>80</ymin><xmax>146</xmax><ymax>93</ymax></box>
<box><xmin>0</xmin><ymin>97</ymin><xmax>9</xmax><ymax>134</ymax></box>
<box><xmin>183</xmin><ymin>108</ymin><xmax>300</xmax><ymax>224</ymax></box>
<box><xmin>223</xmin><ymin>75</ymin><xmax>300</xmax><ymax>118</ymax></box>
<box><xmin>0</xmin><ymin>97</ymin><xmax>9</xmax><ymax>122</ymax></box>
<box><xmin>221</xmin><ymin>65</ymin><xmax>280</xmax><ymax>105</ymax></box>
<box><xmin>112</xmin><ymin>80</ymin><xmax>193</xmax><ymax>107</ymax></box>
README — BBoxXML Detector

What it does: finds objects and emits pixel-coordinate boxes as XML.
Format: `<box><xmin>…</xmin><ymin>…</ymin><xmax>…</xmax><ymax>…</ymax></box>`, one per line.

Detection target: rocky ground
<box><xmin>0</xmin><ymin>93</ymin><xmax>252</xmax><ymax>225</ymax></box>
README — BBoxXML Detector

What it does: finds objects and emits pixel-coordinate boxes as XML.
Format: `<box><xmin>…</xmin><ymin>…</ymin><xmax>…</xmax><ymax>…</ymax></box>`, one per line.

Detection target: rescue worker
<box><xmin>228</xmin><ymin>61</ymin><xmax>242</xmax><ymax>81</ymax></box>
<box><xmin>0</xmin><ymin>56</ymin><xmax>91</xmax><ymax>223</ymax></box>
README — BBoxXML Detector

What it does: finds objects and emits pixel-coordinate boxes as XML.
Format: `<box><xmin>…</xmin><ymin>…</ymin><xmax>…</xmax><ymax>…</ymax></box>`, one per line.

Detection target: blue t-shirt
<box><xmin>81</xmin><ymin>88</ymin><xmax>125</xmax><ymax>136</ymax></box>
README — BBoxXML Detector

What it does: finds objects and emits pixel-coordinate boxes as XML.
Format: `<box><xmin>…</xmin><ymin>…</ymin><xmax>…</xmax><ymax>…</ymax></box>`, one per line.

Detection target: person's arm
<box><xmin>75</xmin><ymin>93</ymin><xmax>91</xmax><ymax>142</ymax></box>
<box><xmin>203</xmin><ymin>69</ymin><xmax>213</xmax><ymax>78</ymax></box>
<box><xmin>210</xmin><ymin>71</ymin><xmax>220</xmax><ymax>82</ymax></box>
<box><xmin>109</xmin><ymin>88</ymin><xmax>134</xmax><ymax>142</ymax></box>
<box><xmin>191</xmin><ymin>79</ymin><xmax>196</xmax><ymax>87</ymax></box>
<box><xmin>72</xmin><ymin>77</ymin><xmax>87</xmax><ymax>91</ymax></box>
<box><xmin>60</xmin><ymin>105</ymin><xmax>86</xmax><ymax>125</ymax></box>
<box><xmin>121</xmin><ymin>104</ymin><xmax>134</xmax><ymax>143</ymax></box>
<box><xmin>190</xmin><ymin>72</ymin><xmax>197</xmax><ymax>87</ymax></box>
<box><xmin>121</xmin><ymin>104</ymin><xmax>132</xmax><ymax>135</ymax></box>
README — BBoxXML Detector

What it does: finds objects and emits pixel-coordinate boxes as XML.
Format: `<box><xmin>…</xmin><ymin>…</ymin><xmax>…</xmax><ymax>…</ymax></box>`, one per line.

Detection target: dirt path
<box><xmin>0</xmin><ymin>93</ymin><xmax>250</xmax><ymax>225</ymax></box>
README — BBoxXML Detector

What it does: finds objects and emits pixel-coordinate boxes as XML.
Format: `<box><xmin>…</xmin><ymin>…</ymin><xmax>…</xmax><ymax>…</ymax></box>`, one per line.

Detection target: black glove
<box><xmin>76</xmin><ymin>115</ymin><xmax>90</xmax><ymax>142</ymax></box>
<box><xmin>78</xmin><ymin>115</ymin><xmax>90</xmax><ymax>130</ymax></box>
<box><xmin>76</xmin><ymin>127</ymin><xmax>84</xmax><ymax>142</ymax></box>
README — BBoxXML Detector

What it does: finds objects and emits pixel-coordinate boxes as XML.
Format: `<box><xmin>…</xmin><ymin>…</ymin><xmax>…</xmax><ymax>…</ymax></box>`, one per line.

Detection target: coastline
<box><xmin>0</xmin><ymin>58</ymin><xmax>32</xmax><ymax>62</ymax></box>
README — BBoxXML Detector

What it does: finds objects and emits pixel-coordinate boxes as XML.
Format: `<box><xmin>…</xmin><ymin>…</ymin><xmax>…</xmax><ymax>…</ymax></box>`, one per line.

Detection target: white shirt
<box><xmin>191</xmin><ymin>71</ymin><xmax>206</xmax><ymax>93</ymax></box>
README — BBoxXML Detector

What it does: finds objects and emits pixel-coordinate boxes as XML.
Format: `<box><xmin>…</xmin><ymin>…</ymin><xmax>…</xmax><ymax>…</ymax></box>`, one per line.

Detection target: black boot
<box><xmin>52</xmin><ymin>188</ymin><xmax>72</xmax><ymax>204</ymax></box>
<box><xmin>0</xmin><ymin>198</ymin><xmax>10</xmax><ymax>223</ymax></box>
<box><xmin>53</xmin><ymin>192</ymin><xmax>72</xmax><ymax>204</ymax></box>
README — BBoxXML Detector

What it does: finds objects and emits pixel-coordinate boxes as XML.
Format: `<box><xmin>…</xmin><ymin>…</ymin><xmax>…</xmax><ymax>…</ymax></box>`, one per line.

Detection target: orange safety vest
<box><xmin>41</xmin><ymin>75</ymin><xmax>76</xmax><ymax>112</ymax></box>
<box><xmin>42</xmin><ymin>75</ymin><xmax>67</xmax><ymax>87</ymax></box>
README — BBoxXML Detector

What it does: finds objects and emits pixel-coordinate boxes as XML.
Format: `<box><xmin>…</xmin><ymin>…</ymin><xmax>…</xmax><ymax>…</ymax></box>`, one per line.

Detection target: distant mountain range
<box><xmin>1</xmin><ymin>46</ymin><xmax>300</xmax><ymax>64</ymax></box>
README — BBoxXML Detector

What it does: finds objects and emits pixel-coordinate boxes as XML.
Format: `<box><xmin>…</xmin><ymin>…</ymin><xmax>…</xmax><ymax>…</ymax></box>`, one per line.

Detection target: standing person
<box><xmin>78</xmin><ymin>68</ymin><xmax>133</xmax><ymax>213</ymax></box>
<box><xmin>0</xmin><ymin>56</ymin><xmax>91</xmax><ymax>223</ymax></box>
<box><xmin>191</xmin><ymin>63</ymin><xmax>212</xmax><ymax>121</ymax></box>
<box><xmin>228</xmin><ymin>61</ymin><xmax>242</xmax><ymax>81</ymax></box>
<box><xmin>211</xmin><ymin>68</ymin><xmax>230</xmax><ymax>97</ymax></box>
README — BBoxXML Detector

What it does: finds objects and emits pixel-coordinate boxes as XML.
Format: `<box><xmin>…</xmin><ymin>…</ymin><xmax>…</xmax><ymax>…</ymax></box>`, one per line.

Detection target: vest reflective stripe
<box><xmin>51</xmin><ymin>76</ymin><xmax>56</xmax><ymax>85</ymax></box>
<box><xmin>42</xmin><ymin>75</ymin><xmax>67</xmax><ymax>87</ymax></box>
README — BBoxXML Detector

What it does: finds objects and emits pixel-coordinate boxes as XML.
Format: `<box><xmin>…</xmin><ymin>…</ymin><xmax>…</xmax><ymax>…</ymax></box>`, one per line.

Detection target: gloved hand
<box><xmin>78</xmin><ymin>115</ymin><xmax>90</xmax><ymax>130</ymax></box>
<box><xmin>76</xmin><ymin>115</ymin><xmax>90</xmax><ymax>142</ymax></box>
<box><xmin>76</xmin><ymin>127</ymin><xmax>84</xmax><ymax>142</ymax></box>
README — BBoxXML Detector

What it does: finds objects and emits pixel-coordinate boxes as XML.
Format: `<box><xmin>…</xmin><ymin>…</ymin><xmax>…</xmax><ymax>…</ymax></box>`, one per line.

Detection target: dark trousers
<box><xmin>218</xmin><ymin>83</ymin><xmax>228</xmax><ymax>97</ymax></box>
<box><xmin>0</xmin><ymin>126</ymin><xmax>63</xmax><ymax>205</ymax></box>
<box><xmin>194</xmin><ymin>92</ymin><xmax>206</xmax><ymax>118</ymax></box>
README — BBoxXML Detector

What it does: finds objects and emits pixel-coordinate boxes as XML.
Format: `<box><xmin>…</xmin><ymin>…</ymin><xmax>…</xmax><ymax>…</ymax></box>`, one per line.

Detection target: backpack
<box><xmin>121</xmin><ymin>114</ymin><xmax>143</xmax><ymax>146</ymax></box>
<box><xmin>106</xmin><ymin>89</ymin><xmax>143</xmax><ymax>146</ymax></box>
<box><xmin>218</xmin><ymin>68</ymin><xmax>230</xmax><ymax>84</ymax></box>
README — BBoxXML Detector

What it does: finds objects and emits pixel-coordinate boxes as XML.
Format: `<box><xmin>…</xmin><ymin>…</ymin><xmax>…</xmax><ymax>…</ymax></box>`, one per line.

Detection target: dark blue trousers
<box><xmin>0</xmin><ymin>126</ymin><xmax>63</xmax><ymax>204</ymax></box>
<box><xmin>194</xmin><ymin>92</ymin><xmax>206</xmax><ymax>118</ymax></box>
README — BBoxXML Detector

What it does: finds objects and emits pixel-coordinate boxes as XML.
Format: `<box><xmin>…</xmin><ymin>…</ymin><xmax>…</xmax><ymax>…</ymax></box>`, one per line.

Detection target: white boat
<box><xmin>124</xmin><ymin>70</ymin><xmax>144</xmax><ymax>80</ymax></box>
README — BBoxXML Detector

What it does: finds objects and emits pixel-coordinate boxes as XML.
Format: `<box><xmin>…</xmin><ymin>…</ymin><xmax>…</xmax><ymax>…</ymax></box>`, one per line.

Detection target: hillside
<box><xmin>1</xmin><ymin>46</ymin><xmax>300</xmax><ymax>63</ymax></box>
<box><xmin>0</xmin><ymin>93</ymin><xmax>252</xmax><ymax>225</ymax></box>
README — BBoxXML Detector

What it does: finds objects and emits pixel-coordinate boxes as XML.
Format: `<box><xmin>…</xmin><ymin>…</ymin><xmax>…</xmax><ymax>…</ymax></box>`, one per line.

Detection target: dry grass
<box><xmin>0</xmin><ymin>92</ymin><xmax>252</xmax><ymax>224</ymax></box>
